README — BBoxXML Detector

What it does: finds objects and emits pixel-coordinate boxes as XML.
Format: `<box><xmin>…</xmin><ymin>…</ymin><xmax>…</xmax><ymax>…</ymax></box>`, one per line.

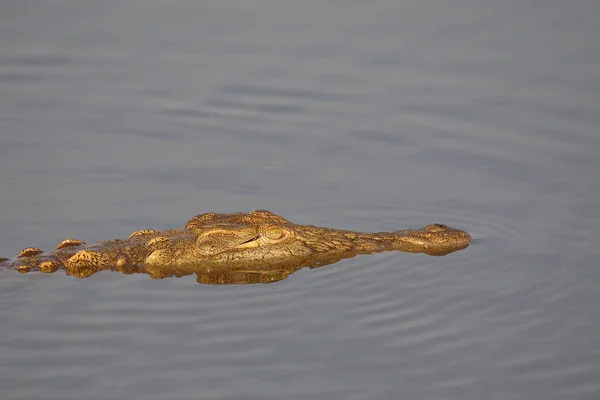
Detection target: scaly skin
<box><xmin>0</xmin><ymin>210</ymin><xmax>471</xmax><ymax>284</ymax></box>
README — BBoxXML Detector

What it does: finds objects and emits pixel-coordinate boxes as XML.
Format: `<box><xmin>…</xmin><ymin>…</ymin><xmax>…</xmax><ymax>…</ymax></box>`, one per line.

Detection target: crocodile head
<box><xmin>144</xmin><ymin>210</ymin><xmax>471</xmax><ymax>268</ymax></box>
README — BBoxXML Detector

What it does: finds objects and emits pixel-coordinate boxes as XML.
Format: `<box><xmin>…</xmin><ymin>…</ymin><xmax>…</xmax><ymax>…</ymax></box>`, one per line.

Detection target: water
<box><xmin>1</xmin><ymin>1</ymin><xmax>599</xmax><ymax>399</ymax></box>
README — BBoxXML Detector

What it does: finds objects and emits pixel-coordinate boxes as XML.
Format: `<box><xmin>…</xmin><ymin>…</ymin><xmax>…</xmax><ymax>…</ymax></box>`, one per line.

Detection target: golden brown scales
<box><xmin>0</xmin><ymin>210</ymin><xmax>471</xmax><ymax>284</ymax></box>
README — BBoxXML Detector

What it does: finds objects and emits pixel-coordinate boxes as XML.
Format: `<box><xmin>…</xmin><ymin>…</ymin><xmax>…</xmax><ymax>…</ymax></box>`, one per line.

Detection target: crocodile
<box><xmin>0</xmin><ymin>210</ymin><xmax>471</xmax><ymax>284</ymax></box>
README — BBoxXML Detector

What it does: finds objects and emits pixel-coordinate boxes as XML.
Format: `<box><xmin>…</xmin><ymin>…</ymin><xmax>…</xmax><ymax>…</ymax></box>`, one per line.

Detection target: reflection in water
<box><xmin>1</xmin><ymin>210</ymin><xmax>471</xmax><ymax>285</ymax></box>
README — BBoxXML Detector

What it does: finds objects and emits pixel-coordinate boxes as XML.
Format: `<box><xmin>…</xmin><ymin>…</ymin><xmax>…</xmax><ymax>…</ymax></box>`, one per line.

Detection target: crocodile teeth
<box><xmin>129</xmin><ymin>229</ymin><xmax>158</xmax><ymax>239</ymax></box>
<box><xmin>56</xmin><ymin>238</ymin><xmax>86</xmax><ymax>249</ymax></box>
<box><xmin>19</xmin><ymin>247</ymin><xmax>43</xmax><ymax>257</ymax></box>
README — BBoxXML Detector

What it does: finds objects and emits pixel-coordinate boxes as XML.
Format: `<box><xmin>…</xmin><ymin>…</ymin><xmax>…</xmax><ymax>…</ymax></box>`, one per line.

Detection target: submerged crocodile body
<box><xmin>0</xmin><ymin>210</ymin><xmax>471</xmax><ymax>284</ymax></box>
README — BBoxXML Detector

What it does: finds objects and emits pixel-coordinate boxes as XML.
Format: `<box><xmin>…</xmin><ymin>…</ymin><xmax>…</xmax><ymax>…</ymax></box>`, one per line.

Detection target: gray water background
<box><xmin>1</xmin><ymin>1</ymin><xmax>599</xmax><ymax>399</ymax></box>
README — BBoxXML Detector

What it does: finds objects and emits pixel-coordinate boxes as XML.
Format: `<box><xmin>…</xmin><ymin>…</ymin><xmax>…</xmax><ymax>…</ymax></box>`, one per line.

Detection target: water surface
<box><xmin>1</xmin><ymin>1</ymin><xmax>599</xmax><ymax>399</ymax></box>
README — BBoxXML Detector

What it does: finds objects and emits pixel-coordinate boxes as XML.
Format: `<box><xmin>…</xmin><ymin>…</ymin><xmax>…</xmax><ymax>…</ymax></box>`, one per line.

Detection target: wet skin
<box><xmin>0</xmin><ymin>210</ymin><xmax>472</xmax><ymax>284</ymax></box>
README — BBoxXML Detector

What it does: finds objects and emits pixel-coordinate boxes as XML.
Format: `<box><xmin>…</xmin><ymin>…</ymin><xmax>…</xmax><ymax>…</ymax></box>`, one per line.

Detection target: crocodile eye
<box><xmin>265</xmin><ymin>227</ymin><xmax>284</xmax><ymax>240</ymax></box>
